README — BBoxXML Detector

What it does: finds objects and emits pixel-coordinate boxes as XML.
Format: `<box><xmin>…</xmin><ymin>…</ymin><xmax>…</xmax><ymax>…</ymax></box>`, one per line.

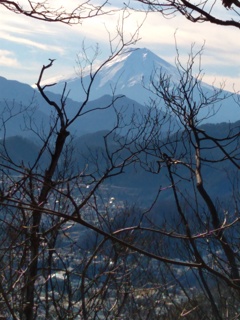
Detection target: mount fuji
<box><xmin>46</xmin><ymin>47</ymin><xmax>240</xmax><ymax>124</ymax></box>
<box><xmin>0</xmin><ymin>48</ymin><xmax>239</xmax><ymax>138</ymax></box>
<box><xmin>46</xmin><ymin>48</ymin><xmax>178</xmax><ymax>105</ymax></box>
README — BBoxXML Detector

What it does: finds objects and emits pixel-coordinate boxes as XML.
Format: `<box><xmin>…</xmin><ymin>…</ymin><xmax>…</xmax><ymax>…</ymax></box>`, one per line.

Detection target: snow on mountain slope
<box><xmin>96</xmin><ymin>48</ymin><xmax>178</xmax><ymax>89</ymax></box>
<box><xmin>45</xmin><ymin>48</ymin><xmax>179</xmax><ymax>104</ymax></box>
<box><xmin>43</xmin><ymin>47</ymin><xmax>240</xmax><ymax>123</ymax></box>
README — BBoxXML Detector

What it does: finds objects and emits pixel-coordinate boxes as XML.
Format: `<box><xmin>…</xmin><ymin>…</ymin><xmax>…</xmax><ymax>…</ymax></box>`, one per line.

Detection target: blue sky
<box><xmin>1</xmin><ymin>1</ymin><xmax>240</xmax><ymax>92</ymax></box>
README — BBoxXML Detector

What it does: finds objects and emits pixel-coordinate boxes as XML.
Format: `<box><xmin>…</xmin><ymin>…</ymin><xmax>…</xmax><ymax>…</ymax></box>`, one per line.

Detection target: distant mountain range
<box><xmin>44</xmin><ymin>47</ymin><xmax>240</xmax><ymax>124</ymax></box>
<box><xmin>0</xmin><ymin>76</ymin><xmax>169</xmax><ymax>138</ymax></box>
<box><xmin>0</xmin><ymin>47</ymin><xmax>239</xmax><ymax>141</ymax></box>
<box><xmin>1</xmin><ymin>121</ymin><xmax>238</xmax><ymax>206</ymax></box>
<box><xmin>0</xmin><ymin>51</ymin><xmax>239</xmax><ymax>205</ymax></box>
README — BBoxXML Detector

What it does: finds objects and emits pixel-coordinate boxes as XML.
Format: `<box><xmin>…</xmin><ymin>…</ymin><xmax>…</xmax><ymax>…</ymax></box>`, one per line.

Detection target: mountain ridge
<box><xmin>43</xmin><ymin>47</ymin><xmax>240</xmax><ymax>124</ymax></box>
<box><xmin>0</xmin><ymin>76</ymin><xmax>171</xmax><ymax>138</ymax></box>
<box><xmin>1</xmin><ymin>47</ymin><xmax>240</xmax><ymax>132</ymax></box>
<box><xmin>1</xmin><ymin>119</ymin><xmax>238</xmax><ymax>204</ymax></box>
<box><xmin>43</xmin><ymin>47</ymin><xmax>179</xmax><ymax>104</ymax></box>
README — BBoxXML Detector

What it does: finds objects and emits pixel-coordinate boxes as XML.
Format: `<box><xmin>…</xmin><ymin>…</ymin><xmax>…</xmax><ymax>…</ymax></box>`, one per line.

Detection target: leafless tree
<box><xmin>0</xmin><ymin>1</ymin><xmax>112</xmax><ymax>24</ymax></box>
<box><xmin>132</xmin><ymin>44</ymin><xmax>240</xmax><ymax>319</ymax></box>
<box><xmin>1</xmin><ymin>1</ymin><xmax>240</xmax><ymax>318</ymax></box>
<box><xmin>1</xmin><ymin>44</ymin><xmax>240</xmax><ymax>319</ymax></box>
<box><xmin>132</xmin><ymin>0</ymin><xmax>240</xmax><ymax>29</ymax></box>
<box><xmin>0</xmin><ymin>21</ymin><xmax>169</xmax><ymax>319</ymax></box>
<box><xmin>0</xmin><ymin>2</ymin><xmax>166</xmax><ymax>317</ymax></box>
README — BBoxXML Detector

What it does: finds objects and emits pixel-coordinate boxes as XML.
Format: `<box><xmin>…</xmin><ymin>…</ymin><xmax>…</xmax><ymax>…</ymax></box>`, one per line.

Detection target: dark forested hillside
<box><xmin>2</xmin><ymin>120</ymin><xmax>238</xmax><ymax>206</ymax></box>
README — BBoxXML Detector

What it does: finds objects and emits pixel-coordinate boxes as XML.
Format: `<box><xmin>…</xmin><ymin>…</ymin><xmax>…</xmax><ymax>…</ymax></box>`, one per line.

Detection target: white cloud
<box><xmin>0</xmin><ymin>30</ymin><xmax>65</xmax><ymax>54</ymax></box>
<box><xmin>0</xmin><ymin>1</ymin><xmax>239</xmax><ymax>91</ymax></box>
<box><xmin>0</xmin><ymin>50</ymin><xmax>20</xmax><ymax>67</ymax></box>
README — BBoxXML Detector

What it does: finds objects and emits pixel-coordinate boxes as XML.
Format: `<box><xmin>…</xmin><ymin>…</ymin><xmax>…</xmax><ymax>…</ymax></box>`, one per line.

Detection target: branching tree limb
<box><xmin>0</xmin><ymin>0</ymin><xmax>111</xmax><ymax>24</ymax></box>
<box><xmin>133</xmin><ymin>0</ymin><xmax>240</xmax><ymax>29</ymax></box>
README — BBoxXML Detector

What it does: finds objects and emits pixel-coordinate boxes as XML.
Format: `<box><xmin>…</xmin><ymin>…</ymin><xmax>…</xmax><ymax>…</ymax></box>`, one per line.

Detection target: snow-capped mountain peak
<box><xmin>97</xmin><ymin>47</ymin><xmax>177</xmax><ymax>89</ymax></box>
<box><xmin>45</xmin><ymin>47</ymin><xmax>179</xmax><ymax>104</ymax></box>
